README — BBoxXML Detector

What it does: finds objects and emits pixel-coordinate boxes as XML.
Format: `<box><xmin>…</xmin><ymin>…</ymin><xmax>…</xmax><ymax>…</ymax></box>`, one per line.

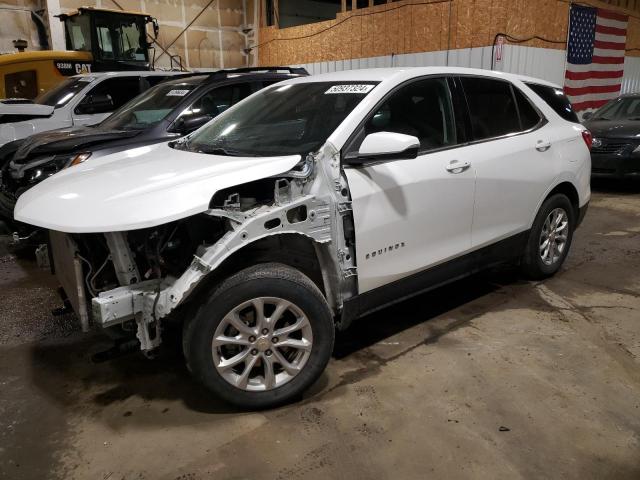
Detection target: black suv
<box><xmin>0</xmin><ymin>67</ymin><xmax>308</xmax><ymax>233</ymax></box>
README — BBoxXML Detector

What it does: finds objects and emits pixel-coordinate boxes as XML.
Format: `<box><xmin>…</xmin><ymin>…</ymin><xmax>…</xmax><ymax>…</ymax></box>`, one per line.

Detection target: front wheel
<box><xmin>183</xmin><ymin>263</ymin><xmax>334</xmax><ymax>409</ymax></box>
<box><xmin>521</xmin><ymin>193</ymin><xmax>575</xmax><ymax>280</ymax></box>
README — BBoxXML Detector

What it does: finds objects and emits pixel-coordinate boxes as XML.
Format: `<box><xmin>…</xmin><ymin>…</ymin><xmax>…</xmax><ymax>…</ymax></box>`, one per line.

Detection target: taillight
<box><xmin>581</xmin><ymin>129</ymin><xmax>593</xmax><ymax>151</ymax></box>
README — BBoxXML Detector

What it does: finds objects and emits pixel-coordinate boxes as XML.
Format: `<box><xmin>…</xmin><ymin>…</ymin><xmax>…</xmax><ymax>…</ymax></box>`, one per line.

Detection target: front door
<box><xmin>344</xmin><ymin>77</ymin><xmax>476</xmax><ymax>293</ymax></box>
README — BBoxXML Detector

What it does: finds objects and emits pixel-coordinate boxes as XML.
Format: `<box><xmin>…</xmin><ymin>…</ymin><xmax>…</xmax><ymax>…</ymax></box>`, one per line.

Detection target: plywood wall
<box><xmin>600</xmin><ymin>0</ymin><xmax>640</xmax><ymax>12</ymax></box>
<box><xmin>256</xmin><ymin>0</ymin><xmax>640</xmax><ymax>66</ymax></box>
<box><xmin>56</xmin><ymin>0</ymin><xmax>250</xmax><ymax>68</ymax></box>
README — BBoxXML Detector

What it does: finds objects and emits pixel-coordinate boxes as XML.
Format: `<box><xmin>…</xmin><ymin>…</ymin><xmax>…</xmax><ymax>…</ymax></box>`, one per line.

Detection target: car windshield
<box><xmin>100</xmin><ymin>82</ymin><xmax>197</xmax><ymax>130</ymax></box>
<box><xmin>592</xmin><ymin>97</ymin><xmax>640</xmax><ymax>121</ymax></box>
<box><xmin>184</xmin><ymin>81</ymin><xmax>378</xmax><ymax>156</ymax></box>
<box><xmin>35</xmin><ymin>77</ymin><xmax>92</xmax><ymax>108</ymax></box>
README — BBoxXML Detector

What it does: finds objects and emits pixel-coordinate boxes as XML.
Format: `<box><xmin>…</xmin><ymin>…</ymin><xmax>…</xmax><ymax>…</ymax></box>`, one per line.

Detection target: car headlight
<box><xmin>633</xmin><ymin>145</ymin><xmax>640</xmax><ymax>154</ymax></box>
<box><xmin>67</xmin><ymin>152</ymin><xmax>92</xmax><ymax>167</ymax></box>
<box><xmin>24</xmin><ymin>152</ymin><xmax>92</xmax><ymax>184</ymax></box>
<box><xmin>26</xmin><ymin>168</ymin><xmax>44</xmax><ymax>183</ymax></box>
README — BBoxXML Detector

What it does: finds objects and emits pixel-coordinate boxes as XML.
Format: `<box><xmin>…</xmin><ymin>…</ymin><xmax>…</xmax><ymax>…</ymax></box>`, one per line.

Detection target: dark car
<box><xmin>0</xmin><ymin>66</ymin><xmax>307</xmax><ymax>234</ymax></box>
<box><xmin>583</xmin><ymin>94</ymin><xmax>640</xmax><ymax>179</ymax></box>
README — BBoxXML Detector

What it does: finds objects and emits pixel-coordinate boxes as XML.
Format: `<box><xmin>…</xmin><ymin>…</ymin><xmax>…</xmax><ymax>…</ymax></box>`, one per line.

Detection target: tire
<box><xmin>183</xmin><ymin>262</ymin><xmax>334</xmax><ymax>409</ymax></box>
<box><xmin>521</xmin><ymin>193</ymin><xmax>575</xmax><ymax>280</ymax></box>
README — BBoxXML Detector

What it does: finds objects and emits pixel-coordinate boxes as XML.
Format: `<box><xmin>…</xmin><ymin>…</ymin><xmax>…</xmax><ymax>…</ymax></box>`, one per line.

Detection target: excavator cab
<box><xmin>0</xmin><ymin>7</ymin><xmax>159</xmax><ymax>99</ymax></box>
<box><xmin>59</xmin><ymin>7</ymin><xmax>159</xmax><ymax>72</ymax></box>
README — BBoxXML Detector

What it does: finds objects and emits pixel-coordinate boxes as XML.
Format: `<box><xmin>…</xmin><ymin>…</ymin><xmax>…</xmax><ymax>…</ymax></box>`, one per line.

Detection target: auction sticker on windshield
<box><xmin>167</xmin><ymin>90</ymin><xmax>190</xmax><ymax>96</ymax></box>
<box><xmin>325</xmin><ymin>84</ymin><xmax>375</xmax><ymax>94</ymax></box>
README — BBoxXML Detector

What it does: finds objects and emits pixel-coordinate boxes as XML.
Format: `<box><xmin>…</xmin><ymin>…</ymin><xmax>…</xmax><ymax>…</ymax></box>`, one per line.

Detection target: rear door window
<box><xmin>513</xmin><ymin>87</ymin><xmax>543</xmax><ymax>130</ymax></box>
<box><xmin>525</xmin><ymin>83</ymin><xmax>579</xmax><ymax>123</ymax></box>
<box><xmin>460</xmin><ymin>77</ymin><xmax>521</xmax><ymax>140</ymax></box>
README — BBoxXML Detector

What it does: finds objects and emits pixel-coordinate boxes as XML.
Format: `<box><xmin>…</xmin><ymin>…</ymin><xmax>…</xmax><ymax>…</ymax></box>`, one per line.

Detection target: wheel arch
<box><xmin>547</xmin><ymin>181</ymin><xmax>580</xmax><ymax>217</ymax></box>
<box><xmin>184</xmin><ymin>232</ymin><xmax>340</xmax><ymax>315</ymax></box>
<box><xmin>530</xmin><ymin>180</ymin><xmax>580</xmax><ymax>228</ymax></box>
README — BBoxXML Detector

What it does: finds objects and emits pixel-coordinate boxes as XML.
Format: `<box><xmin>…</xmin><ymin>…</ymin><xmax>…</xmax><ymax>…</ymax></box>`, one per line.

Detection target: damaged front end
<box><xmin>51</xmin><ymin>143</ymin><xmax>357</xmax><ymax>352</ymax></box>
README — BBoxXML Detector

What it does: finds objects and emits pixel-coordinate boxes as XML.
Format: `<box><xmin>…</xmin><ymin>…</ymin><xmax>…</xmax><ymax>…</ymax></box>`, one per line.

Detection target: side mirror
<box><xmin>345</xmin><ymin>131</ymin><xmax>420</xmax><ymax>165</ymax></box>
<box><xmin>173</xmin><ymin>114</ymin><xmax>211</xmax><ymax>134</ymax></box>
<box><xmin>581</xmin><ymin>111</ymin><xmax>593</xmax><ymax>121</ymax></box>
<box><xmin>76</xmin><ymin>93</ymin><xmax>114</xmax><ymax>114</ymax></box>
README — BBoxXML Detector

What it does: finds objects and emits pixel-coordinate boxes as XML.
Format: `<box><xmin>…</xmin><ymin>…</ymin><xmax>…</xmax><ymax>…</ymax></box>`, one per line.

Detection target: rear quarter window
<box><xmin>513</xmin><ymin>87</ymin><xmax>543</xmax><ymax>130</ymax></box>
<box><xmin>525</xmin><ymin>83</ymin><xmax>579</xmax><ymax>123</ymax></box>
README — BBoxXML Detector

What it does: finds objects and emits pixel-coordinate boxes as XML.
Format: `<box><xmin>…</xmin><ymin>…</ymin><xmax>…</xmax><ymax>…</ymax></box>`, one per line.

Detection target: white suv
<box><xmin>0</xmin><ymin>71</ymin><xmax>184</xmax><ymax>147</ymax></box>
<box><xmin>15</xmin><ymin>67</ymin><xmax>591</xmax><ymax>409</ymax></box>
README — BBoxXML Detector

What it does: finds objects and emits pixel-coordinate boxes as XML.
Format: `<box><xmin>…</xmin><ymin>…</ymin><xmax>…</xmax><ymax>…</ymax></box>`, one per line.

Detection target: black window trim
<box><xmin>456</xmin><ymin>74</ymin><xmax>548</xmax><ymax>147</ymax></box>
<box><xmin>342</xmin><ymin>74</ymin><xmax>464</xmax><ymax>166</ymax></box>
<box><xmin>510</xmin><ymin>82</ymin><xmax>548</xmax><ymax>131</ymax></box>
<box><xmin>341</xmin><ymin>73</ymin><xmax>549</xmax><ymax>168</ymax></box>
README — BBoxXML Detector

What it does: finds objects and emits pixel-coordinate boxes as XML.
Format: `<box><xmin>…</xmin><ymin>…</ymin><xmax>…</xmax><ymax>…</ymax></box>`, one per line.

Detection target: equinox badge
<box><xmin>366</xmin><ymin>242</ymin><xmax>406</xmax><ymax>260</ymax></box>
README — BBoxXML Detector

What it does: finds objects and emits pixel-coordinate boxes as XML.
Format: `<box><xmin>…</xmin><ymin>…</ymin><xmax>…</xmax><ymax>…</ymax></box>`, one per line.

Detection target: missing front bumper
<box><xmin>91</xmin><ymin>280</ymin><xmax>160</xmax><ymax>328</ymax></box>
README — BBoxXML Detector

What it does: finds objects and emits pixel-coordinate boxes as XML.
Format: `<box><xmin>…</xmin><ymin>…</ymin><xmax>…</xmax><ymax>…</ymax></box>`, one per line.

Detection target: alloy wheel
<box><xmin>212</xmin><ymin>297</ymin><xmax>313</xmax><ymax>391</ymax></box>
<box><xmin>539</xmin><ymin>207</ymin><xmax>569</xmax><ymax>266</ymax></box>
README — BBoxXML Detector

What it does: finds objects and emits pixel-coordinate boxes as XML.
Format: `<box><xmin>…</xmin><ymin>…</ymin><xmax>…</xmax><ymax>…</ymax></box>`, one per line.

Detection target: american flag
<box><xmin>564</xmin><ymin>5</ymin><xmax>628</xmax><ymax>112</ymax></box>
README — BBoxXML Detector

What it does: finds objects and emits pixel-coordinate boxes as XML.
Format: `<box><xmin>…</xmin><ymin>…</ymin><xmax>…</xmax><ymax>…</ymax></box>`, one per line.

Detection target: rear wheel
<box><xmin>521</xmin><ymin>193</ymin><xmax>575</xmax><ymax>279</ymax></box>
<box><xmin>183</xmin><ymin>263</ymin><xmax>334</xmax><ymax>409</ymax></box>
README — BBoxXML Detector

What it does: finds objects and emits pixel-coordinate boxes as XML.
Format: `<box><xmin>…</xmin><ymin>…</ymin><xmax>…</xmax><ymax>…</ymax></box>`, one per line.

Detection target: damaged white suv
<box><xmin>15</xmin><ymin>67</ymin><xmax>591</xmax><ymax>408</ymax></box>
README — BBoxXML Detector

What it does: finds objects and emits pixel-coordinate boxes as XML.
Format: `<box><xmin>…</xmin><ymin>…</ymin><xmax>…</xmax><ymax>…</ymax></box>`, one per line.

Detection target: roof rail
<box><xmin>207</xmin><ymin>66</ymin><xmax>308</xmax><ymax>78</ymax></box>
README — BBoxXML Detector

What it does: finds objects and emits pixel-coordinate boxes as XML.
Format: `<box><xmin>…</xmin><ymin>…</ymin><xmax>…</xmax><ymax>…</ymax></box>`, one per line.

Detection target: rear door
<box><xmin>344</xmin><ymin>76</ymin><xmax>476</xmax><ymax>293</ymax></box>
<box><xmin>458</xmin><ymin>76</ymin><xmax>556</xmax><ymax>248</ymax></box>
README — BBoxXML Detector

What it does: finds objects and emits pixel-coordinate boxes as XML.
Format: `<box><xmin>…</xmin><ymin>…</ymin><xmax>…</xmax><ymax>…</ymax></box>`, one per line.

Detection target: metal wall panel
<box><xmin>498</xmin><ymin>45</ymin><xmax>567</xmax><ymax>85</ymax></box>
<box><xmin>296</xmin><ymin>45</ymin><xmax>637</xmax><ymax>94</ymax></box>
<box><xmin>622</xmin><ymin>57</ymin><xmax>640</xmax><ymax>94</ymax></box>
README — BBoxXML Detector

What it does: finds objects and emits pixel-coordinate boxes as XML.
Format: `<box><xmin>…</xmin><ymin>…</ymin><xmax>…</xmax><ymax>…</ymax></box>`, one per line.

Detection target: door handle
<box><xmin>446</xmin><ymin>160</ymin><xmax>471</xmax><ymax>174</ymax></box>
<box><xmin>536</xmin><ymin>140</ymin><xmax>552</xmax><ymax>152</ymax></box>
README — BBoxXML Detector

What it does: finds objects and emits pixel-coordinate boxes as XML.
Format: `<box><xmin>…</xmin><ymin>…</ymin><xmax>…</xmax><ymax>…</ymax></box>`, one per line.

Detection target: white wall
<box><xmin>294</xmin><ymin>45</ymin><xmax>640</xmax><ymax>94</ymax></box>
<box><xmin>0</xmin><ymin>2</ymin><xmax>45</xmax><ymax>53</ymax></box>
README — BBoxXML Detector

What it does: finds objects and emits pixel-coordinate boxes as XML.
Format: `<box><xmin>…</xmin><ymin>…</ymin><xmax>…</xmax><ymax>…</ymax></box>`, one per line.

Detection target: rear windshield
<box><xmin>35</xmin><ymin>77</ymin><xmax>93</xmax><ymax>108</ymax></box>
<box><xmin>525</xmin><ymin>83</ymin><xmax>579</xmax><ymax>123</ymax></box>
<box><xmin>100</xmin><ymin>82</ymin><xmax>197</xmax><ymax>130</ymax></box>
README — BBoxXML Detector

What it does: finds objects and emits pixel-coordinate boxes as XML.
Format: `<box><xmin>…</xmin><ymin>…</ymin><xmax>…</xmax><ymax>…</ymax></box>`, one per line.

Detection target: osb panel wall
<box><xmin>600</xmin><ymin>0</ymin><xmax>640</xmax><ymax>12</ymax></box>
<box><xmin>57</xmin><ymin>0</ymin><xmax>249</xmax><ymax>68</ymax></box>
<box><xmin>0</xmin><ymin>0</ymin><xmax>44</xmax><ymax>52</ymax></box>
<box><xmin>257</xmin><ymin>0</ymin><xmax>640</xmax><ymax>65</ymax></box>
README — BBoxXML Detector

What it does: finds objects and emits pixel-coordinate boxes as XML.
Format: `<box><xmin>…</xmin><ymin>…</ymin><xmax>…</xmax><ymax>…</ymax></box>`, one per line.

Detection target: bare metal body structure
<box><xmin>60</xmin><ymin>143</ymin><xmax>358</xmax><ymax>351</ymax></box>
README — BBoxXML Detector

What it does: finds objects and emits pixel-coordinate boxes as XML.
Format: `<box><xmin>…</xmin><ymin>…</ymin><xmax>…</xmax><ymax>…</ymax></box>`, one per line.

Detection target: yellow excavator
<box><xmin>0</xmin><ymin>7</ymin><xmax>160</xmax><ymax>99</ymax></box>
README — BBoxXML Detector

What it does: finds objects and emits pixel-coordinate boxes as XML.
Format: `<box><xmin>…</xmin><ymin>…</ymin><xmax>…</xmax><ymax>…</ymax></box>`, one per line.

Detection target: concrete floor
<box><xmin>1</xmin><ymin>182</ymin><xmax>640</xmax><ymax>480</ymax></box>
